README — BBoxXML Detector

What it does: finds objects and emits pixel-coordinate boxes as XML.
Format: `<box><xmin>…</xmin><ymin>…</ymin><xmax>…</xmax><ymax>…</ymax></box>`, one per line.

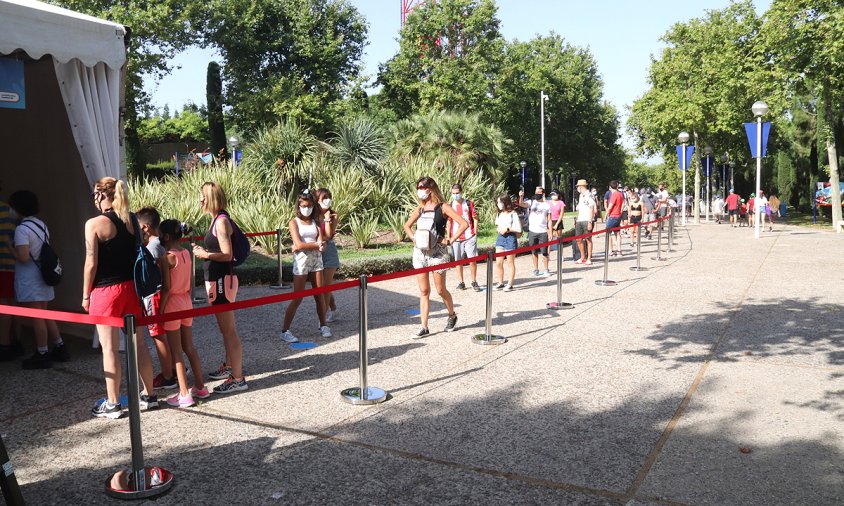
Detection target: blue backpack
<box><xmin>130</xmin><ymin>213</ymin><xmax>162</xmax><ymax>301</ymax></box>
<box><xmin>211</xmin><ymin>211</ymin><xmax>250</xmax><ymax>267</ymax></box>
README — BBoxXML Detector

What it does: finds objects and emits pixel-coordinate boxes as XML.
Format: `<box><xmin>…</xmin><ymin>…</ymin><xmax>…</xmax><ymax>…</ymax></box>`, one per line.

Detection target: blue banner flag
<box><xmin>702</xmin><ymin>156</ymin><xmax>714</xmax><ymax>176</ymax></box>
<box><xmin>744</xmin><ymin>122</ymin><xmax>771</xmax><ymax>158</ymax></box>
<box><xmin>0</xmin><ymin>58</ymin><xmax>25</xmax><ymax>109</ymax></box>
<box><xmin>676</xmin><ymin>145</ymin><xmax>695</xmax><ymax>171</ymax></box>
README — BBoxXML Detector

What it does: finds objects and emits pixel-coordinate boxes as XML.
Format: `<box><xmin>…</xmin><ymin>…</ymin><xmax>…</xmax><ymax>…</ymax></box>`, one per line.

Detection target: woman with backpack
<box><xmin>83</xmin><ymin>177</ymin><xmax>157</xmax><ymax>418</ymax></box>
<box><xmin>192</xmin><ymin>181</ymin><xmax>247</xmax><ymax>394</ymax></box>
<box><xmin>9</xmin><ymin>190</ymin><xmax>68</xmax><ymax>369</ymax></box>
<box><xmin>403</xmin><ymin>176</ymin><xmax>468</xmax><ymax>338</ymax></box>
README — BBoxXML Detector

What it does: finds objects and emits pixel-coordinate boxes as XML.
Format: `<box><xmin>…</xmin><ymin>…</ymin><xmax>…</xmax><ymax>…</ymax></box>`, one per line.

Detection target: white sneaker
<box><xmin>279</xmin><ymin>330</ymin><xmax>298</xmax><ymax>343</ymax></box>
<box><xmin>503</xmin><ymin>284</ymin><xmax>514</xmax><ymax>292</ymax></box>
<box><xmin>530</xmin><ymin>269</ymin><xmax>539</xmax><ymax>276</ymax></box>
<box><xmin>325</xmin><ymin>309</ymin><xmax>336</xmax><ymax>323</ymax></box>
<box><xmin>319</xmin><ymin>325</ymin><xmax>332</xmax><ymax>338</ymax></box>
<box><xmin>542</xmin><ymin>270</ymin><xmax>552</xmax><ymax>277</ymax></box>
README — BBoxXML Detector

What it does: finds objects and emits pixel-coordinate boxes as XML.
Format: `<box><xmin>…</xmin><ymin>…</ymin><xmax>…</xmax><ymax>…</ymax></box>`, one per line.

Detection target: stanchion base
<box><xmin>340</xmin><ymin>387</ymin><xmax>388</xmax><ymax>405</ymax></box>
<box><xmin>269</xmin><ymin>283</ymin><xmax>292</xmax><ymax>290</ymax></box>
<box><xmin>629</xmin><ymin>266</ymin><xmax>649</xmax><ymax>272</ymax></box>
<box><xmin>595</xmin><ymin>280</ymin><xmax>617</xmax><ymax>286</ymax></box>
<box><xmin>105</xmin><ymin>467</ymin><xmax>174</xmax><ymax>500</ymax></box>
<box><xmin>471</xmin><ymin>334</ymin><xmax>507</xmax><ymax>345</ymax></box>
<box><xmin>546</xmin><ymin>302</ymin><xmax>574</xmax><ymax>310</ymax></box>
<box><xmin>650</xmin><ymin>257</ymin><xmax>668</xmax><ymax>261</ymax></box>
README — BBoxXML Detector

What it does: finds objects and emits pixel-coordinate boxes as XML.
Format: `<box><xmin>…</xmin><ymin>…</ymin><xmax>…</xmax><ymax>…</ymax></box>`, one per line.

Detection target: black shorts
<box><xmin>554</xmin><ymin>220</ymin><xmax>565</xmax><ymax>231</ymax></box>
<box><xmin>630</xmin><ymin>215</ymin><xmax>642</xmax><ymax>224</ymax></box>
<box><xmin>528</xmin><ymin>231</ymin><xmax>549</xmax><ymax>256</ymax></box>
<box><xmin>729</xmin><ymin>209</ymin><xmax>739</xmax><ymax>216</ymax></box>
<box><xmin>621</xmin><ymin>211</ymin><xmax>628</xmax><ymax>221</ymax></box>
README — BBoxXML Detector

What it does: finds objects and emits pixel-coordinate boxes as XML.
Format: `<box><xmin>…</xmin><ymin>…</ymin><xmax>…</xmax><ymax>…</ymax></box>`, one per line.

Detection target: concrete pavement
<box><xmin>1</xmin><ymin>219</ymin><xmax>842</xmax><ymax>505</ymax></box>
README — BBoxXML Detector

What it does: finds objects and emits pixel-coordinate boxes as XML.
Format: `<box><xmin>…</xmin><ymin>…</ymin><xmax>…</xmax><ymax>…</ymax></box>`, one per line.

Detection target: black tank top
<box><xmin>93</xmin><ymin>211</ymin><xmax>136</xmax><ymax>288</ymax></box>
<box><xmin>203</xmin><ymin>210</ymin><xmax>232</xmax><ymax>279</ymax></box>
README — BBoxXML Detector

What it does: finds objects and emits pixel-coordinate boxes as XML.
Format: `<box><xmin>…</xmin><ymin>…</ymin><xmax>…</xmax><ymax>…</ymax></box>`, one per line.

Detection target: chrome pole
<box><xmin>668</xmin><ymin>211</ymin><xmax>675</xmax><ymax>251</ymax></box>
<box><xmin>190</xmin><ymin>237</ymin><xmax>203</xmax><ymax>303</ymax></box>
<box><xmin>630</xmin><ymin>223</ymin><xmax>648</xmax><ymax>271</ymax></box>
<box><xmin>547</xmin><ymin>235</ymin><xmax>573</xmax><ymax>309</ymax></box>
<box><xmin>341</xmin><ymin>275</ymin><xmax>387</xmax><ymax>404</ymax></box>
<box><xmin>652</xmin><ymin>217</ymin><xmax>667</xmax><ymax>261</ymax></box>
<box><xmin>269</xmin><ymin>229</ymin><xmax>288</xmax><ymax>289</ymax></box>
<box><xmin>124</xmin><ymin>314</ymin><xmax>145</xmax><ymax>491</ymax></box>
<box><xmin>595</xmin><ymin>228</ymin><xmax>617</xmax><ymax>286</ymax></box>
<box><xmin>472</xmin><ymin>252</ymin><xmax>506</xmax><ymax>344</ymax></box>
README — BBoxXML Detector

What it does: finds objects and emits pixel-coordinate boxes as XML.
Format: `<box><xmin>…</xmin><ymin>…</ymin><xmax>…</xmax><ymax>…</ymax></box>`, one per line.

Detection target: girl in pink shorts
<box><xmin>158</xmin><ymin>220</ymin><xmax>208</xmax><ymax>407</ymax></box>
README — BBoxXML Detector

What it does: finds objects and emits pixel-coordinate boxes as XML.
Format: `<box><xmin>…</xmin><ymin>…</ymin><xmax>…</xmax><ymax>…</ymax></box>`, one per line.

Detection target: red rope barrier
<box><xmin>0</xmin><ymin>304</ymin><xmax>123</xmax><ymax>327</ymax></box>
<box><xmin>368</xmin><ymin>253</ymin><xmax>484</xmax><ymax>284</ymax></box>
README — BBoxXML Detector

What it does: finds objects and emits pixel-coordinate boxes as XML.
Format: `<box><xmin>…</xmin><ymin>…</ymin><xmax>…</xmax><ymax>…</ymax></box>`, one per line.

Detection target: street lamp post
<box><xmin>520</xmin><ymin>160</ymin><xmax>527</xmax><ymax>189</ymax></box>
<box><xmin>751</xmin><ymin>100</ymin><xmax>768</xmax><ymax>239</ymax></box>
<box><xmin>730</xmin><ymin>161</ymin><xmax>735</xmax><ymax>191</ymax></box>
<box><xmin>721</xmin><ymin>154</ymin><xmax>729</xmax><ymax>197</ymax></box>
<box><xmin>228</xmin><ymin>136</ymin><xmax>240</xmax><ymax>169</ymax></box>
<box><xmin>678</xmin><ymin>131</ymin><xmax>690</xmax><ymax>226</ymax></box>
<box><xmin>540</xmin><ymin>91</ymin><xmax>549</xmax><ymax>189</ymax></box>
<box><xmin>704</xmin><ymin>146</ymin><xmax>712</xmax><ymax>222</ymax></box>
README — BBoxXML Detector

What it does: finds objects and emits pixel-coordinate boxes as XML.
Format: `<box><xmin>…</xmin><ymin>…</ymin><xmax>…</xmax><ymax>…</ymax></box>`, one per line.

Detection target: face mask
<box><xmin>300</xmin><ymin>206</ymin><xmax>313</xmax><ymax>217</ymax></box>
<box><xmin>452</xmin><ymin>193</ymin><xmax>462</xmax><ymax>201</ymax></box>
<box><xmin>534</xmin><ymin>194</ymin><xmax>543</xmax><ymax>201</ymax></box>
<box><xmin>551</xmin><ymin>195</ymin><xmax>559</xmax><ymax>201</ymax></box>
<box><xmin>417</xmin><ymin>189</ymin><xmax>430</xmax><ymax>200</ymax></box>
<box><xmin>497</xmin><ymin>202</ymin><xmax>504</xmax><ymax>211</ymax></box>
<box><xmin>319</xmin><ymin>199</ymin><xmax>331</xmax><ymax>209</ymax></box>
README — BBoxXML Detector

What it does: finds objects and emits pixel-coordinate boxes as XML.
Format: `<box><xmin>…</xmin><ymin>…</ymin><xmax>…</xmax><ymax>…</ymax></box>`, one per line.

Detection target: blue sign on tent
<box><xmin>676</xmin><ymin>145</ymin><xmax>695</xmax><ymax>171</ymax></box>
<box><xmin>744</xmin><ymin>122</ymin><xmax>771</xmax><ymax>158</ymax></box>
<box><xmin>0</xmin><ymin>59</ymin><xmax>26</xmax><ymax>109</ymax></box>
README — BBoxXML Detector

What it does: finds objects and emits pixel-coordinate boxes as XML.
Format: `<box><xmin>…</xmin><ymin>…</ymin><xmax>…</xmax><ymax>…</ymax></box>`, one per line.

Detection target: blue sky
<box><xmin>145</xmin><ymin>0</ymin><xmax>771</xmax><ymax>148</ymax></box>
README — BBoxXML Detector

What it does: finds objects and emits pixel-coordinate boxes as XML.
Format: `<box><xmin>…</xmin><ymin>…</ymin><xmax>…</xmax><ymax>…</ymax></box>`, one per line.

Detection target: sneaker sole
<box><xmin>93</xmin><ymin>410</ymin><xmax>125</xmax><ymax>420</ymax></box>
<box><xmin>213</xmin><ymin>384</ymin><xmax>248</xmax><ymax>394</ymax></box>
<box><xmin>191</xmin><ymin>392</ymin><xmax>211</xmax><ymax>399</ymax></box>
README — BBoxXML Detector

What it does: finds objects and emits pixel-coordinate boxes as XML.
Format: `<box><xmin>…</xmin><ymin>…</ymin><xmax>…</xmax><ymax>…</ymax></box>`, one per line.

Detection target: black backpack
<box><xmin>20</xmin><ymin>220</ymin><xmax>62</xmax><ymax>286</ymax></box>
<box><xmin>211</xmin><ymin>211</ymin><xmax>250</xmax><ymax>267</ymax></box>
<box><xmin>130</xmin><ymin>213</ymin><xmax>162</xmax><ymax>301</ymax></box>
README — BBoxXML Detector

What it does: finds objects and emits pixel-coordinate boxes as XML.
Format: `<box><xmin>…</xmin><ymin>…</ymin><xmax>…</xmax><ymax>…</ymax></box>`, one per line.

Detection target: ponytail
<box><xmin>113</xmin><ymin>180</ymin><xmax>131</xmax><ymax>225</ymax></box>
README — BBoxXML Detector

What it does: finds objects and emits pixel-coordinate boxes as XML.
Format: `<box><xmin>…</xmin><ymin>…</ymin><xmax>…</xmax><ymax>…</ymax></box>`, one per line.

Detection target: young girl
<box><xmin>279</xmin><ymin>191</ymin><xmax>331</xmax><ymax>343</ymax></box>
<box><xmin>159</xmin><ymin>220</ymin><xmax>208</xmax><ymax>407</ymax></box>
<box><xmin>315</xmin><ymin>188</ymin><xmax>339</xmax><ymax>323</ymax></box>
<box><xmin>494</xmin><ymin>194</ymin><xmax>521</xmax><ymax>291</ymax></box>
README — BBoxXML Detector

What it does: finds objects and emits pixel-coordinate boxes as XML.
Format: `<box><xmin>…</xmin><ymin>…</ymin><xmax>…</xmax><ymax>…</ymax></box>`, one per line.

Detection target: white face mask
<box><xmin>300</xmin><ymin>206</ymin><xmax>313</xmax><ymax>217</ymax></box>
<box><xmin>319</xmin><ymin>199</ymin><xmax>331</xmax><ymax>209</ymax></box>
<box><xmin>417</xmin><ymin>189</ymin><xmax>431</xmax><ymax>200</ymax></box>
<box><xmin>497</xmin><ymin>202</ymin><xmax>504</xmax><ymax>211</ymax></box>
<box><xmin>551</xmin><ymin>195</ymin><xmax>559</xmax><ymax>201</ymax></box>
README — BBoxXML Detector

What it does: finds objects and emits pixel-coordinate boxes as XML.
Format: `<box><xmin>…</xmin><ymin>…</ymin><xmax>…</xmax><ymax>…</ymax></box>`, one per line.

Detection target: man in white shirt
<box><xmin>574</xmin><ymin>180</ymin><xmax>596</xmax><ymax>265</ymax></box>
<box><xmin>518</xmin><ymin>186</ymin><xmax>553</xmax><ymax>276</ymax></box>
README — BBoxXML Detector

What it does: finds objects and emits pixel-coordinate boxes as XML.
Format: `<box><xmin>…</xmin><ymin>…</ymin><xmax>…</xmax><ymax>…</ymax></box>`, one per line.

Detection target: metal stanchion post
<box><xmin>106</xmin><ymin>315</ymin><xmax>173</xmax><ymax>499</ymax></box>
<box><xmin>652</xmin><ymin>217</ymin><xmax>667</xmax><ymax>261</ymax></box>
<box><xmin>341</xmin><ymin>275</ymin><xmax>387</xmax><ymax>404</ymax></box>
<box><xmin>269</xmin><ymin>229</ymin><xmax>290</xmax><ymax>289</ymax></box>
<box><xmin>668</xmin><ymin>211</ymin><xmax>675</xmax><ymax>251</ymax></box>
<box><xmin>595</xmin><ymin>229</ymin><xmax>617</xmax><ymax>286</ymax></box>
<box><xmin>630</xmin><ymin>223</ymin><xmax>648</xmax><ymax>272</ymax></box>
<box><xmin>472</xmin><ymin>252</ymin><xmax>506</xmax><ymax>344</ymax></box>
<box><xmin>547</xmin><ymin>236</ymin><xmax>573</xmax><ymax>310</ymax></box>
<box><xmin>190</xmin><ymin>237</ymin><xmax>204</xmax><ymax>303</ymax></box>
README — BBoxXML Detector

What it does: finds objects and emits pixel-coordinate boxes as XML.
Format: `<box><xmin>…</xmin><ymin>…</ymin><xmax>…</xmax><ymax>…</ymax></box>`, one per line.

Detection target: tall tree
<box><xmin>764</xmin><ymin>0</ymin><xmax>844</xmax><ymax>230</ymax></box>
<box><xmin>206</xmin><ymin>61</ymin><xmax>227</xmax><ymax>158</ymax></box>
<box><xmin>493</xmin><ymin>34</ymin><xmax>624</xmax><ymax>189</ymax></box>
<box><xmin>56</xmin><ymin>1</ymin><xmax>196</xmax><ymax>174</ymax></box>
<box><xmin>628</xmin><ymin>1</ymin><xmax>767</xmax><ymax>212</ymax></box>
<box><xmin>378</xmin><ymin>0</ymin><xmax>505</xmax><ymax>118</ymax></box>
<box><xmin>200</xmin><ymin>0</ymin><xmax>367</xmax><ymax>136</ymax></box>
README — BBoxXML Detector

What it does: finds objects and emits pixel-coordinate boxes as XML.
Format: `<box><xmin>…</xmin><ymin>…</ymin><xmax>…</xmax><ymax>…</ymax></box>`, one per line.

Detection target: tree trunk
<box><xmin>823</xmin><ymin>91</ymin><xmax>842</xmax><ymax>232</ymax></box>
<box><xmin>206</xmin><ymin>61</ymin><xmax>227</xmax><ymax>159</ymax></box>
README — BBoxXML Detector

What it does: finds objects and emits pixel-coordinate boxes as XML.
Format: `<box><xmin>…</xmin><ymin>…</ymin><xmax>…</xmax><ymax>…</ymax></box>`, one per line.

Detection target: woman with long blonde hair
<box><xmin>83</xmin><ymin>177</ymin><xmax>157</xmax><ymax>418</ymax></box>
<box><xmin>403</xmin><ymin>176</ymin><xmax>468</xmax><ymax>338</ymax></box>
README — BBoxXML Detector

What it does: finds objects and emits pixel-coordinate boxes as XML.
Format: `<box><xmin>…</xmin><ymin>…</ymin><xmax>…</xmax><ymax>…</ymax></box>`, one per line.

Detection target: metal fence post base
<box><xmin>595</xmin><ymin>228</ymin><xmax>617</xmax><ymax>286</ymax></box>
<box><xmin>472</xmin><ymin>251</ymin><xmax>507</xmax><ymax>345</ymax></box>
<box><xmin>105</xmin><ymin>315</ymin><xmax>173</xmax><ymax>499</ymax></box>
<box><xmin>548</xmin><ymin>236</ymin><xmax>574</xmax><ymax>310</ymax></box>
<box><xmin>341</xmin><ymin>275</ymin><xmax>388</xmax><ymax>405</ymax></box>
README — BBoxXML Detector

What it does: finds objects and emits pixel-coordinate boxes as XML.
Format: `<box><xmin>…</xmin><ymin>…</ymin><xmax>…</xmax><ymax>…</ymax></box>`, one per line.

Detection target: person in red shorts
<box><xmin>83</xmin><ymin>177</ymin><xmax>158</xmax><ymax>419</ymax></box>
<box><xmin>725</xmin><ymin>189</ymin><xmax>740</xmax><ymax>227</ymax></box>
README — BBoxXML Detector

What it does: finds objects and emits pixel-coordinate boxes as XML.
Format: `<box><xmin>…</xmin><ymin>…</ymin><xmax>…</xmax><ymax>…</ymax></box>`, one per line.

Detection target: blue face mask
<box><xmin>452</xmin><ymin>193</ymin><xmax>462</xmax><ymax>201</ymax></box>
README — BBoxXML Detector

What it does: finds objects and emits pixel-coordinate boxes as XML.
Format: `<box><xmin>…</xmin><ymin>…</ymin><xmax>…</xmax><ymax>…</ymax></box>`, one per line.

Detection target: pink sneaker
<box><xmin>575</xmin><ymin>259</ymin><xmax>584</xmax><ymax>264</ymax></box>
<box><xmin>166</xmin><ymin>393</ymin><xmax>195</xmax><ymax>408</ymax></box>
<box><xmin>190</xmin><ymin>386</ymin><xmax>211</xmax><ymax>399</ymax></box>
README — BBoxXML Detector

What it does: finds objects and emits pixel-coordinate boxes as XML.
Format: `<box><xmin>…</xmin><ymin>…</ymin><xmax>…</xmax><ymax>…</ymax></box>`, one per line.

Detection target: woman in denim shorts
<box><xmin>315</xmin><ymin>188</ymin><xmax>340</xmax><ymax>323</ymax></box>
<box><xmin>494</xmin><ymin>194</ymin><xmax>522</xmax><ymax>291</ymax></box>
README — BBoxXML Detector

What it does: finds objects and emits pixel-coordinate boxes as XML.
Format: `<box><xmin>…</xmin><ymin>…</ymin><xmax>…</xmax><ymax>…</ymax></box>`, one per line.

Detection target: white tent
<box><xmin>0</xmin><ymin>0</ymin><xmax>126</xmax><ymax>315</ymax></box>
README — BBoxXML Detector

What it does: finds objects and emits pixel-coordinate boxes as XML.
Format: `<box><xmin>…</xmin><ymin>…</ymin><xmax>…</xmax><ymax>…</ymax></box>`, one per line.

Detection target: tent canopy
<box><xmin>0</xmin><ymin>0</ymin><xmax>126</xmax><ymax>69</ymax></box>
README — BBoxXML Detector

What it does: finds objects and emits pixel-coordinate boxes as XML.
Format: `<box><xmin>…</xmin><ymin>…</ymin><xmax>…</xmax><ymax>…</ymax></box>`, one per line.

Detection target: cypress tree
<box><xmin>207</xmin><ymin>61</ymin><xmax>227</xmax><ymax>158</ymax></box>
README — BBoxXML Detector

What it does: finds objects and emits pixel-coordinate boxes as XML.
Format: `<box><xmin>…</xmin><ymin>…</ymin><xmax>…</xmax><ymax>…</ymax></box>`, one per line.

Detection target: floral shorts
<box><xmin>412</xmin><ymin>245</ymin><xmax>450</xmax><ymax>274</ymax></box>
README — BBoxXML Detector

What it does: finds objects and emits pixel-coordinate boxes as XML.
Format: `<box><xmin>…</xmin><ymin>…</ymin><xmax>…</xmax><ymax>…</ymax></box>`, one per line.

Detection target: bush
<box><xmin>381</xmin><ymin>208</ymin><xmax>408</xmax><ymax>243</ymax></box>
<box><xmin>348</xmin><ymin>212</ymin><xmax>380</xmax><ymax>248</ymax></box>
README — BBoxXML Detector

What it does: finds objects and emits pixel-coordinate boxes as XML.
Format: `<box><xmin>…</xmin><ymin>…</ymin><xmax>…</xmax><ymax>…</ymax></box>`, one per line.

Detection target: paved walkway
<box><xmin>2</xmin><ymin>221</ymin><xmax>843</xmax><ymax>505</ymax></box>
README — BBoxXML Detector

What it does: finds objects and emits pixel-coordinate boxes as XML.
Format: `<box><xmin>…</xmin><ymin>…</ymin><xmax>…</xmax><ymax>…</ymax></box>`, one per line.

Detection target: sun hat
<box><xmin>576</xmin><ymin>179</ymin><xmax>588</xmax><ymax>187</ymax></box>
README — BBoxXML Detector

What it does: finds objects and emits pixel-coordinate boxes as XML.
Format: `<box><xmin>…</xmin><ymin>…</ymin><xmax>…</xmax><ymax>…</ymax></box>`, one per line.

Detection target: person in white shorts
<box><xmin>279</xmin><ymin>191</ymin><xmax>331</xmax><ymax>343</ymax></box>
<box><xmin>447</xmin><ymin>183</ymin><xmax>480</xmax><ymax>292</ymax></box>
